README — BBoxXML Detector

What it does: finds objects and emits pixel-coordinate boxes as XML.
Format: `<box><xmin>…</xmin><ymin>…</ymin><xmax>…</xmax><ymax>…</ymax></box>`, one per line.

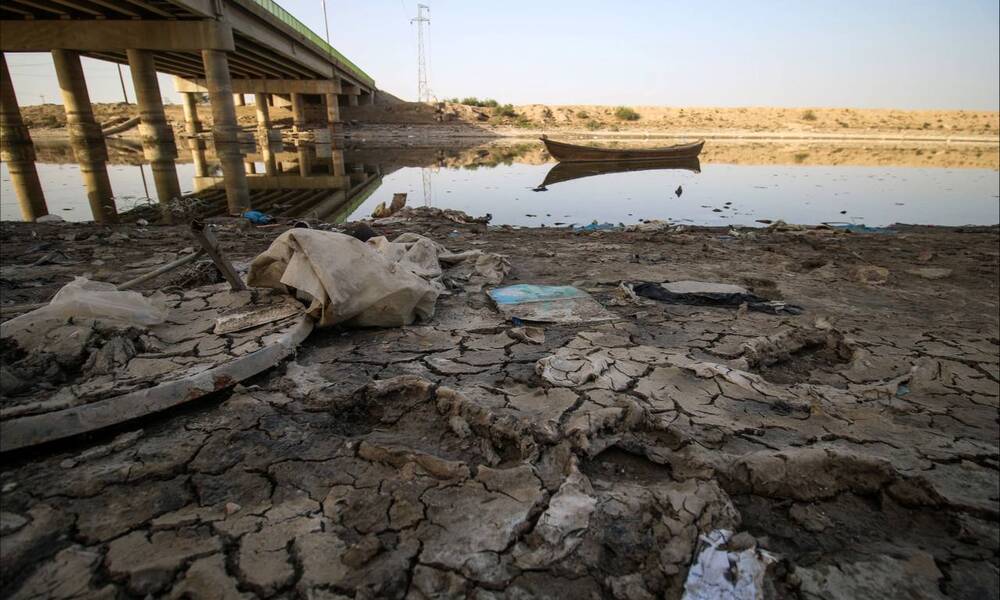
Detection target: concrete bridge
<box><xmin>0</xmin><ymin>0</ymin><xmax>377</xmax><ymax>220</ymax></box>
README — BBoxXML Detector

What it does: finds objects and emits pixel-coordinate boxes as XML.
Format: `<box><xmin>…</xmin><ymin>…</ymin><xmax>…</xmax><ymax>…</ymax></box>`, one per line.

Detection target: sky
<box><xmin>5</xmin><ymin>0</ymin><xmax>999</xmax><ymax>110</ymax></box>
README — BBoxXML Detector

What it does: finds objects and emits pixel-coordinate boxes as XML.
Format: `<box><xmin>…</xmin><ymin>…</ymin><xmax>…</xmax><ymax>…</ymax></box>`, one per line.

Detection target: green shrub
<box><xmin>614</xmin><ymin>106</ymin><xmax>640</xmax><ymax>121</ymax></box>
<box><xmin>456</xmin><ymin>97</ymin><xmax>500</xmax><ymax>108</ymax></box>
<box><xmin>514</xmin><ymin>116</ymin><xmax>536</xmax><ymax>128</ymax></box>
<box><xmin>801</xmin><ymin>109</ymin><xmax>817</xmax><ymax>121</ymax></box>
<box><xmin>493</xmin><ymin>104</ymin><xmax>516</xmax><ymax>118</ymax></box>
<box><xmin>576</xmin><ymin>110</ymin><xmax>589</xmax><ymax>119</ymax></box>
<box><xmin>585</xmin><ymin>120</ymin><xmax>602</xmax><ymax>130</ymax></box>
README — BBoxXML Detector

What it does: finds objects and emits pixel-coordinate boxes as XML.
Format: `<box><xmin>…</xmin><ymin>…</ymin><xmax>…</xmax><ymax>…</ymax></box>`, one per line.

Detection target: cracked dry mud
<box><xmin>1</xmin><ymin>216</ymin><xmax>998</xmax><ymax>599</ymax></box>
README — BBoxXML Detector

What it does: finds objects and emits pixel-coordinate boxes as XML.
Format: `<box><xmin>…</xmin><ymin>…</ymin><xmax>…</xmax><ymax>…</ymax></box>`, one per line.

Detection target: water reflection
<box><xmin>0</xmin><ymin>136</ymin><xmax>384</xmax><ymax>224</ymax></box>
<box><xmin>535</xmin><ymin>157</ymin><xmax>701</xmax><ymax>190</ymax></box>
<box><xmin>1</xmin><ymin>139</ymin><xmax>997</xmax><ymax>227</ymax></box>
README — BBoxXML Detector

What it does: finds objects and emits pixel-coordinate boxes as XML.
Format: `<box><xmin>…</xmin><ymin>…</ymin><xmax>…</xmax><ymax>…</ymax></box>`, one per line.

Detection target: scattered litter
<box><xmin>632</xmin><ymin>281</ymin><xmax>803</xmax><ymax>315</ymax></box>
<box><xmin>573</xmin><ymin>221</ymin><xmax>619</xmax><ymax>232</ymax></box>
<box><xmin>213</xmin><ymin>297</ymin><xmax>304</xmax><ymax>334</ymax></box>
<box><xmin>35</xmin><ymin>215</ymin><xmax>65</xmax><ymax>224</ymax></box>
<box><xmin>825</xmin><ymin>223</ymin><xmax>897</xmax><ymax>234</ymax></box>
<box><xmin>243</xmin><ymin>210</ymin><xmax>274</xmax><ymax>225</ymax></box>
<box><xmin>3</xmin><ymin>277</ymin><xmax>168</xmax><ymax>336</ymax></box>
<box><xmin>624</xmin><ymin>220</ymin><xmax>673</xmax><ymax>233</ymax></box>
<box><xmin>906</xmin><ymin>267</ymin><xmax>952</xmax><ymax>280</ymax></box>
<box><xmin>488</xmin><ymin>284</ymin><xmax>617</xmax><ymax>323</ymax></box>
<box><xmin>247</xmin><ymin>230</ymin><xmax>439</xmax><ymax>328</ymax></box>
<box><xmin>682</xmin><ymin>529</ymin><xmax>776</xmax><ymax>600</ymax></box>
<box><xmin>507</xmin><ymin>325</ymin><xmax>545</xmax><ymax>345</ymax></box>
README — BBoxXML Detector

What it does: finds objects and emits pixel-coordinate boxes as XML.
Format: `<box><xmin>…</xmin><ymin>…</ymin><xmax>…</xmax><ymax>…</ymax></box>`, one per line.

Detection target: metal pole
<box><xmin>117</xmin><ymin>64</ymin><xmax>130</xmax><ymax>104</ymax></box>
<box><xmin>321</xmin><ymin>0</ymin><xmax>331</xmax><ymax>45</ymax></box>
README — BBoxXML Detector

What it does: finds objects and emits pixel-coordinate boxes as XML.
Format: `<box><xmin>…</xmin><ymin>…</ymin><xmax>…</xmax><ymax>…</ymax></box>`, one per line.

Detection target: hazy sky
<box><xmin>6</xmin><ymin>0</ymin><xmax>999</xmax><ymax>109</ymax></box>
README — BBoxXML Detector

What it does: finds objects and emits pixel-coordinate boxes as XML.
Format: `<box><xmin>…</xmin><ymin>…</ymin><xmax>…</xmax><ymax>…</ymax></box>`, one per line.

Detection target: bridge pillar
<box><xmin>201</xmin><ymin>49</ymin><xmax>250</xmax><ymax>214</ymax></box>
<box><xmin>347</xmin><ymin>94</ymin><xmax>359</xmax><ymax>107</ymax></box>
<box><xmin>51</xmin><ymin>50</ymin><xmax>117</xmax><ymax>223</ymax></box>
<box><xmin>254</xmin><ymin>92</ymin><xmax>272</xmax><ymax>141</ymax></box>
<box><xmin>188</xmin><ymin>137</ymin><xmax>209</xmax><ymax>178</ymax></box>
<box><xmin>126</xmin><ymin>49</ymin><xmax>174</xmax><ymax>147</ymax></box>
<box><xmin>0</xmin><ymin>54</ymin><xmax>48</xmax><ymax>221</ymax></box>
<box><xmin>297</xmin><ymin>142</ymin><xmax>312</xmax><ymax>176</ymax></box>
<box><xmin>51</xmin><ymin>49</ymin><xmax>104</xmax><ymax>146</ymax></box>
<box><xmin>324</xmin><ymin>93</ymin><xmax>340</xmax><ymax>134</ymax></box>
<box><xmin>234</xmin><ymin>93</ymin><xmax>245</xmax><ymax>106</ymax></box>
<box><xmin>290</xmin><ymin>93</ymin><xmax>307</xmax><ymax>132</ymax></box>
<box><xmin>180</xmin><ymin>92</ymin><xmax>203</xmax><ymax>135</ymax></box>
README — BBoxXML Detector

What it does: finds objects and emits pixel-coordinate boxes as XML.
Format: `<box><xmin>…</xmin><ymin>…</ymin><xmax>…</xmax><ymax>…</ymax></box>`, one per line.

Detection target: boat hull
<box><xmin>541</xmin><ymin>137</ymin><xmax>705</xmax><ymax>162</ymax></box>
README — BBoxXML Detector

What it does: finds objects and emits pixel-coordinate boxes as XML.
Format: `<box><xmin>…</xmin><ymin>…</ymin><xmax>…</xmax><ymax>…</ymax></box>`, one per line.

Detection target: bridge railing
<box><xmin>246</xmin><ymin>0</ymin><xmax>375</xmax><ymax>88</ymax></box>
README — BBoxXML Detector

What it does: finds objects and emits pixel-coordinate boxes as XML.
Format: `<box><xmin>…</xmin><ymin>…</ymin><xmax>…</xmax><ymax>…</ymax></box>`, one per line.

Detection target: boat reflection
<box><xmin>534</xmin><ymin>157</ymin><xmax>701</xmax><ymax>190</ymax></box>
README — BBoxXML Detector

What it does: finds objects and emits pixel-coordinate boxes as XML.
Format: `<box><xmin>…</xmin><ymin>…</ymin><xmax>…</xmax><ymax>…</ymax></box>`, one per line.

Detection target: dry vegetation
<box><xmin>18</xmin><ymin>101</ymin><xmax>1000</xmax><ymax>140</ymax></box>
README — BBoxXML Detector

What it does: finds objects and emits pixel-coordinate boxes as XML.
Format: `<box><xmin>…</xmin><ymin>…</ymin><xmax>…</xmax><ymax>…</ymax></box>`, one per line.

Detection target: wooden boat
<box><xmin>536</xmin><ymin>157</ymin><xmax>700</xmax><ymax>189</ymax></box>
<box><xmin>540</xmin><ymin>136</ymin><xmax>705</xmax><ymax>162</ymax></box>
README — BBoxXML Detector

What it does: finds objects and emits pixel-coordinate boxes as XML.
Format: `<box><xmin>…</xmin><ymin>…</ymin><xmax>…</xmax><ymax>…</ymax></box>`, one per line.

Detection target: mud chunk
<box><xmin>342</xmin><ymin>534</ymin><xmax>382</xmax><ymax>568</ymax></box>
<box><xmin>789</xmin><ymin>503</ymin><xmax>833</xmax><ymax>532</ymax></box>
<box><xmin>855</xmin><ymin>265</ymin><xmax>890</xmax><ymax>285</ymax></box>
<box><xmin>508</xmin><ymin>326</ymin><xmax>545</xmax><ymax>345</ymax></box>
<box><xmin>168</xmin><ymin>553</ymin><xmax>250</xmax><ymax>600</ymax></box>
<box><xmin>105</xmin><ymin>529</ymin><xmax>222</xmax><ymax>596</ymax></box>
<box><xmin>9</xmin><ymin>546</ymin><xmax>100</xmax><ymax>600</ymax></box>
<box><xmin>793</xmin><ymin>552</ymin><xmax>947</xmax><ymax>600</ymax></box>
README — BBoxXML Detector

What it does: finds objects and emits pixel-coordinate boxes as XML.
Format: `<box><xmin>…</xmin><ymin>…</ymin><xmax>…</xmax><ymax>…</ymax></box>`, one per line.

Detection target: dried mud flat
<box><xmin>1</xmin><ymin>214</ymin><xmax>998</xmax><ymax>599</ymax></box>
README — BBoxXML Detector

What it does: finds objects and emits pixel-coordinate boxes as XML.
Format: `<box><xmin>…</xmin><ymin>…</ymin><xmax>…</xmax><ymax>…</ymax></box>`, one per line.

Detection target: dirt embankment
<box><xmin>18</xmin><ymin>101</ymin><xmax>1000</xmax><ymax>142</ymax></box>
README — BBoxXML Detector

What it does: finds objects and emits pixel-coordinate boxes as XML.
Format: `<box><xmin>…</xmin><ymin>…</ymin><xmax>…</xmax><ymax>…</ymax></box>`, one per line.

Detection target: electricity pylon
<box><xmin>411</xmin><ymin>4</ymin><xmax>431</xmax><ymax>102</ymax></box>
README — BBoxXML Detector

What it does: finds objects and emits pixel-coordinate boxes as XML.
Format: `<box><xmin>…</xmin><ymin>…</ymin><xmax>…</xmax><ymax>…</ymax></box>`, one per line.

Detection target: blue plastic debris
<box><xmin>895</xmin><ymin>383</ymin><xmax>910</xmax><ymax>397</ymax></box>
<box><xmin>573</xmin><ymin>221</ymin><xmax>620</xmax><ymax>232</ymax></box>
<box><xmin>825</xmin><ymin>223</ymin><xmax>897</xmax><ymax>234</ymax></box>
<box><xmin>488</xmin><ymin>284</ymin><xmax>616</xmax><ymax>323</ymax></box>
<box><xmin>243</xmin><ymin>210</ymin><xmax>274</xmax><ymax>225</ymax></box>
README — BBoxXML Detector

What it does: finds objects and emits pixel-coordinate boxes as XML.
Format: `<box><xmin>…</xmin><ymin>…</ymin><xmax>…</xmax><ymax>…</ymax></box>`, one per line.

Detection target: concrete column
<box><xmin>188</xmin><ymin>137</ymin><xmax>209</xmax><ymax>178</ymax></box>
<box><xmin>234</xmin><ymin>93</ymin><xmax>245</xmax><ymax>106</ymax></box>
<box><xmin>254</xmin><ymin>92</ymin><xmax>271</xmax><ymax>141</ymax></box>
<box><xmin>290</xmin><ymin>93</ymin><xmax>307</xmax><ymax>132</ymax></box>
<box><xmin>245</xmin><ymin>161</ymin><xmax>256</xmax><ymax>174</ymax></box>
<box><xmin>325</xmin><ymin>92</ymin><xmax>340</xmax><ymax>134</ymax></box>
<box><xmin>297</xmin><ymin>142</ymin><xmax>312</xmax><ymax>176</ymax></box>
<box><xmin>180</xmin><ymin>92</ymin><xmax>202</xmax><ymax>135</ymax></box>
<box><xmin>201</xmin><ymin>49</ymin><xmax>249</xmax><ymax>214</ymax></box>
<box><xmin>330</xmin><ymin>149</ymin><xmax>345</xmax><ymax>177</ymax></box>
<box><xmin>51</xmin><ymin>50</ymin><xmax>104</xmax><ymax>145</ymax></box>
<box><xmin>347</xmin><ymin>94</ymin><xmax>359</xmax><ymax>107</ymax></box>
<box><xmin>126</xmin><ymin>49</ymin><xmax>174</xmax><ymax>146</ymax></box>
<box><xmin>0</xmin><ymin>54</ymin><xmax>48</xmax><ymax>220</ymax></box>
<box><xmin>261</xmin><ymin>141</ymin><xmax>277</xmax><ymax>176</ymax></box>
<box><xmin>78</xmin><ymin>156</ymin><xmax>119</xmax><ymax>223</ymax></box>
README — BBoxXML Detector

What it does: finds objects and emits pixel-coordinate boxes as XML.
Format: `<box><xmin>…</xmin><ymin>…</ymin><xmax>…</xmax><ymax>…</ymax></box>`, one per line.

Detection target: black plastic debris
<box><xmin>632</xmin><ymin>281</ymin><xmax>803</xmax><ymax>315</ymax></box>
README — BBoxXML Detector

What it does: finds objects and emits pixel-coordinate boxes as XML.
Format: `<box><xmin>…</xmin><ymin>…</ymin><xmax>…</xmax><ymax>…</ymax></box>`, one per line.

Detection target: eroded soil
<box><xmin>1</xmin><ymin>213</ymin><xmax>998</xmax><ymax>599</ymax></box>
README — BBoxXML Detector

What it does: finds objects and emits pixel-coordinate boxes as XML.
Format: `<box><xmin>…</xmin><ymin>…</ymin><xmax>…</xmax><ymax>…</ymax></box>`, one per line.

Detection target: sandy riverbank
<box><xmin>18</xmin><ymin>101</ymin><xmax>1000</xmax><ymax>144</ymax></box>
<box><xmin>1</xmin><ymin>210</ymin><xmax>997</xmax><ymax>598</ymax></box>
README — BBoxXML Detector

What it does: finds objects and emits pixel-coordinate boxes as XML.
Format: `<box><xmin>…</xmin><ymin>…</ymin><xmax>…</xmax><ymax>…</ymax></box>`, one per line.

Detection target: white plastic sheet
<box><xmin>247</xmin><ymin>230</ymin><xmax>440</xmax><ymax>328</ymax></box>
<box><xmin>682</xmin><ymin>529</ymin><xmax>776</xmax><ymax>600</ymax></box>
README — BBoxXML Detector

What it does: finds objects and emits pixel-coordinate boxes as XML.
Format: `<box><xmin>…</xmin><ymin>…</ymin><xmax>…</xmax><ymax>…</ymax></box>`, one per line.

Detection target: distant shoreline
<box><xmin>14</xmin><ymin>101</ymin><xmax>1000</xmax><ymax>146</ymax></box>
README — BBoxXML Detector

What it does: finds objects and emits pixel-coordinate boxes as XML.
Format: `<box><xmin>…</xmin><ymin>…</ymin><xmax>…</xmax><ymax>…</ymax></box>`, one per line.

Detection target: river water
<box><xmin>2</xmin><ymin>138</ymin><xmax>998</xmax><ymax>227</ymax></box>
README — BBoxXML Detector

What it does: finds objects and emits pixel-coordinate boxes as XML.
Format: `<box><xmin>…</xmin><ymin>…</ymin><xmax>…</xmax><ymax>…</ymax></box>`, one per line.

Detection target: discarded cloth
<box><xmin>488</xmin><ymin>284</ymin><xmax>617</xmax><ymax>323</ymax></box>
<box><xmin>632</xmin><ymin>281</ymin><xmax>803</xmax><ymax>315</ymax></box>
<box><xmin>247</xmin><ymin>229</ymin><xmax>439</xmax><ymax>328</ymax></box>
<box><xmin>247</xmin><ymin>230</ymin><xmax>509</xmax><ymax>328</ymax></box>
<box><xmin>682</xmin><ymin>529</ymin><xmax>776</xmax><ymax>600</ymax></box>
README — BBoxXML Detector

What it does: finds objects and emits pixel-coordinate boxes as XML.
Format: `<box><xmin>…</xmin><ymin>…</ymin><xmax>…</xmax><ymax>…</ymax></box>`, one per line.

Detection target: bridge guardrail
<box><xmin>246</xmin><ymin>0</ymin><xmax>375</xmax><ymax>88</ymax></box>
